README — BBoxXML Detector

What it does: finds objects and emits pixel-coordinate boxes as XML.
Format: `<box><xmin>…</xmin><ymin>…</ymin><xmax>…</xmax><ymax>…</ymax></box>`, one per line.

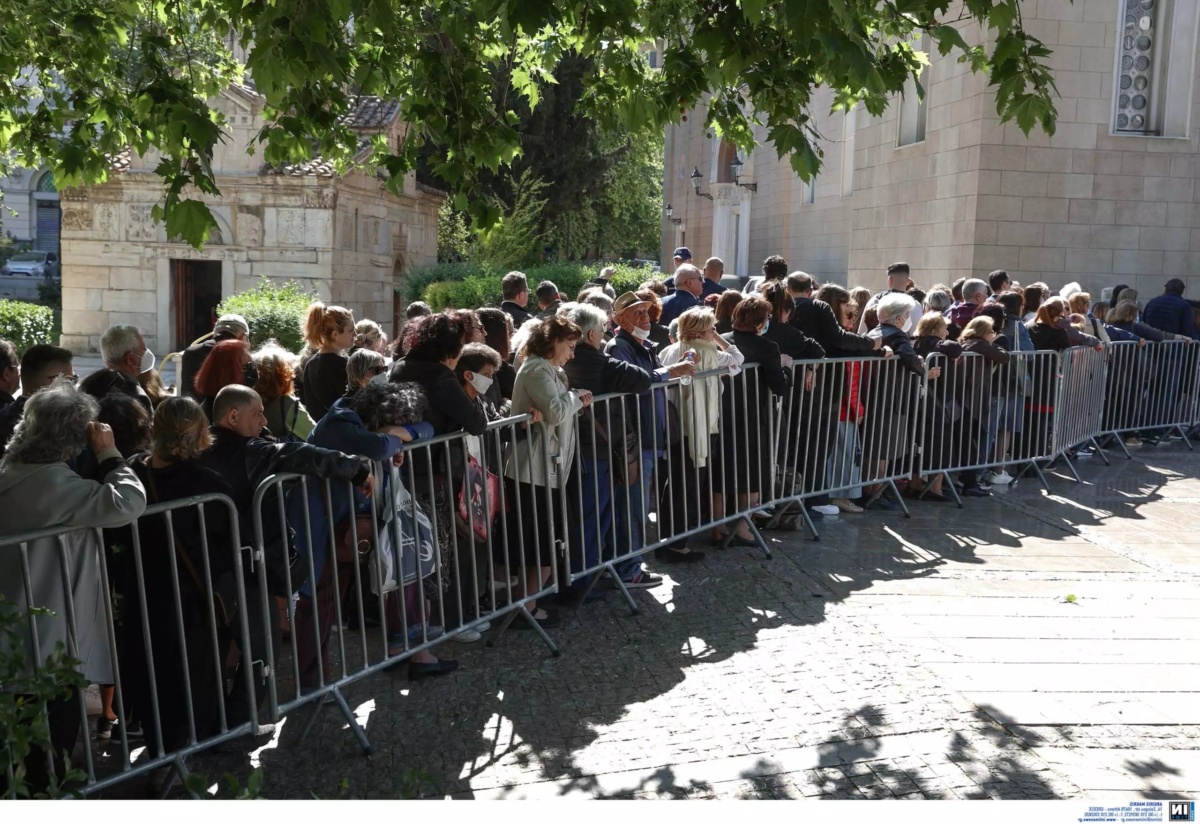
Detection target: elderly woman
<box><xmin>347</xmin><ymin>348</ymin><xmax>388</xmax><ymax>390</ymax></box>
<box><xmin>659</xmin><ymin>307</ymin><xmax>747</xmax><ymax>548</ymax></box>
<box><xmin>308</xmin><ymin>381</ymin><xmax>455</xmax><ymax>679</ymax></box>
<box><xmin>112</xmin><ymin>397</ymin><xmax>235</xmax><ymax>764</ymax></box>
<box><xmin>559</xmin><ymin>302</ymin><xmax>656</xmax><ymax>593</ymax></box>
<box><xmin>0</xmin><ymin>380</ymin><xmax>146</xmax><ymax>789</ymax></box>
<box><xmin>910</xmin><ymin>313</ymin><xmax>960</xmax><ymax>503</ymax></box>
<box><xmin>504</xmin><ymin>316</ymin><xmax>592</xmax><ymax>629</ymax></box>
<box><xmin>390</xmin><ymin>312</ymin><xmax>487</xmax><ymax>633</ymax></box>
<box><xmin>722</xmin><ymin>296</ymin><xmax>791</xmax><ymax>536</ymax></box>
<box><xmin>923</xmin><ymin>288</ymin><xmax>960</xmax><ymax>340</ymax></box>
<box><xmin>253</xmin><ymin>342</ymin><xmax>317</xmax><ymax>442</ymax></box>
<box><xmin>860</xmin><ymin>294</ymin><xmax>941</xmax><ymax>509</ymax></box>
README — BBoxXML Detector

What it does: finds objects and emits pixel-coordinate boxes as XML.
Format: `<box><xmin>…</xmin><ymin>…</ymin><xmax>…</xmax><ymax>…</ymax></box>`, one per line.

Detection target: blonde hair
<box><xmin>961</xmin><ymin>316</ymin><xmax>996</xmax><ymax>340</ymax></box>
<box><xmin>677</xmin><ymin>307</ymin><xmax>716</xmax><ymax>341</ymax></box>
<box><xmin>253</xmin><ymin>341</ymin><xmax>297</xmax><ymax>402</ymax></box>
<box><xmin>1067</xmin><ymin>293</ymin><xmax>1091</xmax><ymax>315</ymax></box>
<box><xmin>914</xmin><ymin>311</ymin><xmax>947</xmax><ymax>338</ymax></box>
<box><xmin>354</xmin><ymin>318</ymin><xmax>384</xmax><ymax>351</ymax></box>
<box><xmin>304</xmin><ymin>301</ymin><xmax>354</xmax><ymax>350</ymax></box>
<box><xmin>152</xmin><ymin>397</ymin><xmax>212</xmax><ymax>462</ymax></box>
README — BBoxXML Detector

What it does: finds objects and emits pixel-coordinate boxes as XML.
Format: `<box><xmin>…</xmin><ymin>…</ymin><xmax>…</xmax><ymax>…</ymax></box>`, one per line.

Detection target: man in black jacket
<box><xmin>199</xmin><ymin>384</ymin><xmax>373</xmax><ymax>724</ymax></box>
<box><xmin>787</xmin><ymin>273</ymin><xmax>880</xmax><ymax>356</ymax></box>
<box><xmin>562</xmin><ymin>302</ymin><xmax>659</xmax><ymax>592</ymax></box>
<box><xmin>179</xmin><ymin>314</ymin><xmax>250</xmax><ymax>401</ymax></box>
<box><xmin>499</xmin><ymin>271</ymin><xmax>534</xmax><ymax>329</ymax></box>
<box><xmin>785</xmin><ymin>273</ymin><xmax>880</xmax><ymax>516</ymax></box>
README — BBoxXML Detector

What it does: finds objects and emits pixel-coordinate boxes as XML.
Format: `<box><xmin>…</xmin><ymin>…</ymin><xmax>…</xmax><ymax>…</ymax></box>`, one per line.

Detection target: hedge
<box><xmin>0</xmin><ymin>299</ymin><xmax>55</xmax><ymax>355</ymax></box>
<box><xmin>216</xmin><ymin>278</ymin><xmax>317</xmax><ymax>353</ymax></box>
<box><xmin>412</xmin><ymin>262</ymin><xmax>657</xmax><ymax>311</ymax></box>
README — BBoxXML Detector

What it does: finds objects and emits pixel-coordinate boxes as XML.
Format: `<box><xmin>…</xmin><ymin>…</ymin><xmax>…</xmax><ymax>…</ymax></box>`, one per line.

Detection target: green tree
<box><xmin>0</xmin><ymin>0</ymin><xmax>1058</xmax><ymax>248</ymax></box>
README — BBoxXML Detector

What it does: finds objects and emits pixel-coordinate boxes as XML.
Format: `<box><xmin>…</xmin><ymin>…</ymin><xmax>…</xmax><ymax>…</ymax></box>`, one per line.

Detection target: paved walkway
<box><xmin>174</xmin><ymin>445</ymin><xmax>1200</xmax><ymax>799</ymax></box>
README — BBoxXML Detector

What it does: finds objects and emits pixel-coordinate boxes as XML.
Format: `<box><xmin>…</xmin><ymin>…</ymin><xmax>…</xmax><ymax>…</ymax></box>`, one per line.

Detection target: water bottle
<box><xmin>680</xmin><ymin>349</ymin><xmax>696</xmax><ymax>386</ymax></box>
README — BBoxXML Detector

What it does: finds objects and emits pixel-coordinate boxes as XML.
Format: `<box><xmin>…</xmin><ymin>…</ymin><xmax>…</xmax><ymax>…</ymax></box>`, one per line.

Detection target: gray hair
<box><xmin>582</xmin><ymin>290</ymin><xmax>613</xmax><ymax>315</ymax></box>
<box><xmin>923</xmin><ymin>290</ymin><xmax>952</xmax><ymax>313</ymax></box>
<box><xmin>347</xmin><ymin>348</ymin><xmax>386</xmax><ymax>387</ymax></box>
<box><xmin>1</xmin><ymin>378</ymin><xmax>98</xmax><ymax>467</ymax></box>
<box><xmin>963</xmin><ymin>278</ymin><xmax>989</xmax><ymax>303</ymax></box>
<box><xmin>674</xmin><ymin>264</ymin><xmax>702</xmax><ymax>288</ymax></box>
<box><xmin>560</xmin><ymin>302</ymin><xmax>608</xmax><ymax>340</ymax></box>
<box><xmin>876</xmin><ymin>293</ymin><xmax>918</xmax><ymax>327</ymax></box>
<box><xmin>668</xmin><ymin>318</ymin><xmax>680</xmax><ymax>342</ymax></box>
<box><xmin>100</xmin><ymin>324</ymin><xmax>142</xmax><ymax>366</ymax></box>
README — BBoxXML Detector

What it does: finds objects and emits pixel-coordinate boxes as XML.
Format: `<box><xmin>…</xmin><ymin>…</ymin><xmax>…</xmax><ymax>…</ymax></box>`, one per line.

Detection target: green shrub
<box><xmin>412</xmin><ymin>262</ymin><xmax>654</xmax><ymax>311</ymax></box>
<box><xmin>217</xmin><ymin>278</ymin><xmax>317</xmax><ymax>353</ymax></box>
<box><xmin>0</xmin><ymin>299</ymin><xmax>55</xmax><ymax>354</ymax></box>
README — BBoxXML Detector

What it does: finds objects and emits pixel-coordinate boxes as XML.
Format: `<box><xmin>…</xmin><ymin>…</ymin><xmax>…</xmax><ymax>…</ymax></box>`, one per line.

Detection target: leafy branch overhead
<box><xmin>0</xmin><ymin>0</ymin><xmax>1059</xmax><ymax>247</ymax></box>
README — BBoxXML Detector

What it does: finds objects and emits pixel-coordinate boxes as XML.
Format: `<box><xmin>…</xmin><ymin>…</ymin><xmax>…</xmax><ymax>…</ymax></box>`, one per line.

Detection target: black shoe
<box><xmin>408</xmin><ymin>659</ymin><xmax>459</xmax><ymax>681</ymax></box>
<box><xmin>867</xmin><ymin>496</ymin><xmax>901</xmax><ymax>512</ymax></box>
<box><xmin>804</xmin><ymin>508</ymin><xmax>825</xmax><ymax>520</ymax></box>
<box><xmin>963</xmin><ymin>486</ymin><xmax>991</xmax><ymax>498</ymax></box>
<box><xmin>655</xmin><ymin>547</ymin><xmax>706</xmax><ymax>563</ymax></box>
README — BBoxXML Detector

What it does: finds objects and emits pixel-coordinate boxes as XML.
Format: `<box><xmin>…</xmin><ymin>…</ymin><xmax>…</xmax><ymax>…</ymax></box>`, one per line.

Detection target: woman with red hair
<box><xmin>193</xmin><ymin>339</ymin><xmax>255</xmax><ymax>420</ymax></box>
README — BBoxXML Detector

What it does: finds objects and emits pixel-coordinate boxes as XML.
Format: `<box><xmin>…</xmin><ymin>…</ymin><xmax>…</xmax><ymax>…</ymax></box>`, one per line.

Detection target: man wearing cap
<box><xmin>857</xmin><ymin>262</ymin><xmax>923</xmax><ymax>334</ymax></box>
<box><xmin>1143</xmin><ymin>279</ymin><xmax>1199</xmax><ymax>340</ymax></box>
<box><xmin>662</xmin><ymin>247</ymin><xmax>693</xmax><ymax>292</ymax></box>
<box><xmin>659</xmin><ymin>264</ymin><xmax>706</xmax><ymax>327</ymax></box>
<box><xmin>179</xmin><ymin>314</ymin><xmax>250</xmax><ymax>401</ymax></box>
<box><xmin>606</xmin><ymin>292</ymin><xmax>701</xmax><ymax>578</ymax></box>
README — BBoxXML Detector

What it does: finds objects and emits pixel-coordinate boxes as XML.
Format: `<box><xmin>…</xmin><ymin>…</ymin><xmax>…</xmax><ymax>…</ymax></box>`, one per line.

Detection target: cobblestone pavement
<box><xmin>161</xmin><ymin>445</ymin><xmax>1200</xmax><ymax>799</ymax></box>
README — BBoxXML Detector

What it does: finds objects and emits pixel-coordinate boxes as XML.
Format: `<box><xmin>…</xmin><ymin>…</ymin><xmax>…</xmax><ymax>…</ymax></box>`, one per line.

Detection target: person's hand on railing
<box><xmin>804</xmin><ymin>369</ymin><xmax>815</xmax><ymax>392</ymax></box>
<box><xmin>1093</xmin><ymin>343</ymin><xmax>1104</xmax><ymax>352</ymax></box>
<box><xmin>576</xmin><ymin>389</ymin><xmax>594</xmax><ymax>408</ymax></box>
<box><xmin>528</xmin><ymin>407</ymin><xmax>544</xmax><ymax>424</ymax></box>
<box><xmin>358</xmin><ymin>472</ymin><xmax>375</xmax><ymax>498</ymax></box>
<box><xmin>87</xmin><ymin>421</ymin><xmax>115</xmax><ymax>454</ymax></box>
<box><xmin>928</xmin><ymin>366</ymin><xmax>943</xmax><ymax>380</ymax></box>
<box><xmin>1137</xmin><ymin>338</ymin><xmax>1147</xmax><ymax>348</ymax></box>
<box><xmin>882</xmin><ymin>346</ymin><xmax>894</xmax><ymax>358</ymax></box>
<box><xmin>392</xmin><ymin>451</ymin><xmax>406</xmax><ymax>468</ymax></box>
<box><xmin>667</xmin><ymin>361</ymin><xmax>697</xmax><ymax>379</ymax></box>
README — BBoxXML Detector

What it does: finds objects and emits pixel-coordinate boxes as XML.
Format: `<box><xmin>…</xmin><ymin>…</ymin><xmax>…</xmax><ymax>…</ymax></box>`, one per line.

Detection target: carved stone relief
<box><xmin>61</xmin><ymin>203</ymin><xmax>93</xmax><ymax>232</ymax></box>
<box><xmin>95</xmin><ymin>203</ymin><xmax>120</xmax><ymax>240</ymax></box>
<box><xmin>127</xmin><ymin>204</ymin><xmax>158</xmax><ymax>241</ymax></box>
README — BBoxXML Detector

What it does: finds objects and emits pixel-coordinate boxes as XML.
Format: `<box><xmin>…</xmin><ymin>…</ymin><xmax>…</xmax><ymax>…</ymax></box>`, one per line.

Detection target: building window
<box><xmin>802</xmin><ymin>176</ymin><xmax>816</xmax><ymax>205</ymax></box>
<box><xmin>897</xmin><ymin>33</ymin><xmax>930</xmax><ymax>147</ymax></box>
<box><xmin>35</xmin><ymin>171</ymin><xmax>56</xmax><ymax>192</ymax></box>
<box><xmin>841</xmin><ymin>107</ymin><xmax>856</xmax><ymax>197</ymax></box>
<box><xmin>1113</xmin><ymin>0</ymin><xmax>1200</xmax><ymax>136</ymax></box>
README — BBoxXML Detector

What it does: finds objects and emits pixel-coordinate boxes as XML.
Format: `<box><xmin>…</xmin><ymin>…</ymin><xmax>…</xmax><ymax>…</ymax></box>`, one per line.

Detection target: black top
<box><xmin>501</xmin><ymin>301</ymin><xmax>534</xmax><ymax>329</ymax></box>
<box><xmin>564</xmin><ymin>343</ymin><xmax>654</xmax><ymax>454</ymax></box>
<box><xmin>1026</xmin><ymin>322</ymin><xmax>1071</xmax><ymax>352</ymax></box>
<box><xmin>764</xmin><ymin>321</ymin><xmax>825</xmax><ymax>361</ymax></box>
<box><xmin>871</xmin><ymin>324</ymin><xmax>926</xmax><ymax>377</ymax></box>
<box><xmin>790</xmin><ymin>297</ymin><xmax>875</xmax><ymax>357</ymax></box>
<box><xmin>300</xmin><ymin>352</ymin><xmax>349</xmax><ymax>423</ymax></box>
<box><xmin>0</xmin><ymin>395</ymin><xmax>25</xmax><ymax>457</ymax></box>
<box><xmin>179</xmin><ymin>340</ymin><xmax>215</xmax><ymax>402</ymax></box>
<box><xmin>0</xmin><ymin>389</ymin><xmax>13</xmax><ymax>413</ymax></box>
<box><xmin>495</xmin><ymin>360</ymin><xmax>517</xmax><ymax>401</ymax></box>
<box><xmin>648</xmin><ymin>323</ymin><xmax>671</xmax><ymax>352</ymax></box>
<box><xmin>390</xmin><ymin>356</ymin><xmax>486</xmax><ymax>437</ymax></box>
<box><xmin>727</xmin><ymin>331</ymin><xmax>791</xmax><ymax>398</ymax></box>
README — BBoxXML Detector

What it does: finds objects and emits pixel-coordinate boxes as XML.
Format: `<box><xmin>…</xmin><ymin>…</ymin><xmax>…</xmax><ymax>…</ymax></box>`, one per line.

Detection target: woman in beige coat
<box><xmin>503</xmin><ymin>316</ymin><xmax>592</xmax><ymax>629</ymax></box>
<box><xmin>0</xmin><ymin>379</ymin><xmax>147</xmax><ymax>789</ymax></box>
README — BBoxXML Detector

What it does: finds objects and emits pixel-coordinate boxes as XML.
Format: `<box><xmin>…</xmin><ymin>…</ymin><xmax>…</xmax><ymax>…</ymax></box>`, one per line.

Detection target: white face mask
<box><xmin>139</xmin><ymin>347</ymin><xmax>156</xmax><ymax>374</ymax></box>
<box><xmin>369</xmin><ymin>371</ymin><xmax>389</xmax><ymax>387</ymax></box>
<box><xmin>631</xmin><ymin>327</ymin><xmax>651</xmax><ymax>341</ymax></box>
<box><xmin>469</xmin><ymin>372</ymin><xmax>494</xmax><ymax>395</ymax></box>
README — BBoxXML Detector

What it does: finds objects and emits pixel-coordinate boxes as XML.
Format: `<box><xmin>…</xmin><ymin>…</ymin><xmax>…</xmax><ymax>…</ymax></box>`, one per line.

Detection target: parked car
<box><xmin>1</xmin><ymin>251</ymin><xmax>59</xmax><ymax>278</ymax></box>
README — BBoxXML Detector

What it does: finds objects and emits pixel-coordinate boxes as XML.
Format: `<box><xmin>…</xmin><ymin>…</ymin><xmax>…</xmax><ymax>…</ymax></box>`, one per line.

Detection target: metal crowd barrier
<box><xmin>0</xmin><ymin>493</ymin><xmax>259</xmax><ymax>799</ymax></box>
<box><xmin>9</xmin><ymin>338</ymin><xmax>1200</xmax><ymax>798</ymax></box>
<box><xmin>1100</xmin><ymin>340</ymin><xmax>1200</xmax><ymax>457</ymax></box>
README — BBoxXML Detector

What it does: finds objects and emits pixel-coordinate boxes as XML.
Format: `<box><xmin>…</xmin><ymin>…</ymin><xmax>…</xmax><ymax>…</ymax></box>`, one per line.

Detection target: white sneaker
<box><xmin>453</xmin><ymin>629</ymin><xmax>483</xmax><ymax>643</ymax></box>
<box><xmin>987</xmin><ymin>470</ymin><xmax>1014</xmax><ymax>485</ymax></box>
<box><xmin>811</xmin><ymin>504</ymin><xmax>839</xmax><ymax>516</ymax></box>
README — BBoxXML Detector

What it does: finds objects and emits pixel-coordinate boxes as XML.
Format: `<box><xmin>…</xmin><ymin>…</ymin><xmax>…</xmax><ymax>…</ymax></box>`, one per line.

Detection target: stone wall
<box><xmin>659</xmin><ymin>0</ymin><xmax>1200</xmax><ymax>299</ymax></box>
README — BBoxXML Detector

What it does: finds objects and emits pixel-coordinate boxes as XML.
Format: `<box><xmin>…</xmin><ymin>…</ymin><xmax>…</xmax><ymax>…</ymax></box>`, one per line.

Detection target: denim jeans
<box><xmin>611</xmin><ymin>450</ymin><xmax>657</xmax><ymax>581</ymax></box>
<box><xmin>568</xmin><ymin>457</ymin><xmax>613</xmax><ymax>591</ymax></box>
<box><xmin>826</xmin><ymin>420</ymin><xmax>862</xmax><ymax>499</ymax></box>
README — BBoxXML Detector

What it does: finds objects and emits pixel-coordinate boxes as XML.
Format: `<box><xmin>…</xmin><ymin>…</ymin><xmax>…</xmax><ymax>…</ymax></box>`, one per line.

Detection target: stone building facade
<box><xmin>52</xmin><ymin>85</ymin><xmax>440</xmax><ymax>355</ymax></box>
<box><xmin>662</xmin><ymin>0</ymin><xmax>1200</xmax><ymax>298</ymax></box>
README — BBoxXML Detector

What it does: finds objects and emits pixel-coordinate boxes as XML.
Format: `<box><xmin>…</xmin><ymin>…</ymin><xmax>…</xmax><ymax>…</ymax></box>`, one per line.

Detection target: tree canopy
<box><xmin>0</xmin><ymin>0</ymin><xmax>1059</xmax><ymax>247</ymax></box>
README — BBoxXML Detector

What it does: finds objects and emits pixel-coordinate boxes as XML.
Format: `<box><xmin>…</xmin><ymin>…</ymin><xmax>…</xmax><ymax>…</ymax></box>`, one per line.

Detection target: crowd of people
<box><xmin>2</xmin><ymin>256</ymin><xmax>1198</xmax><ymax>795</ymax></box>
